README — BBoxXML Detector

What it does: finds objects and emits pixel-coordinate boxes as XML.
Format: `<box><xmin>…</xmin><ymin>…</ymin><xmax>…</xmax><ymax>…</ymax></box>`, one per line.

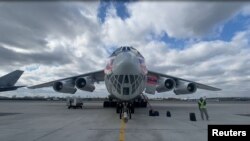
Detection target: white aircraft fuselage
<box><xmin>104</xmin><ymin>47</ymin><xmax>147</xmax><ymax>101</ymax></box>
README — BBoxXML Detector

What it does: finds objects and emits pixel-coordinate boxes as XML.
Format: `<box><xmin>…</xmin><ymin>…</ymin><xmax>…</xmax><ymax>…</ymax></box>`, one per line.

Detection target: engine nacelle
<box><xmin>75</xmin><ymin>77</ymin><xmax>95</xmax><ymax>92</ymax></box>
<box><xmin>156</xmin><ymin>78</ymin><xmax>176</xmax><ymax>93</ymax></box>
<box><xmin>174</xmin><ymin>82</ymin><xmax>197</xmax><ymax>95</ymax></box>
<box><xmin>53</xmin><ymin>81</ymin><xmax>76</xmax><ymax>94</ymax></box>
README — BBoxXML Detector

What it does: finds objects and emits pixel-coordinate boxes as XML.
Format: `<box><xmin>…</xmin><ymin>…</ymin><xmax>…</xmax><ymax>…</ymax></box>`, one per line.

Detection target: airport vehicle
<box><xmin>0</xmin><ymin>70</ymin><xmax>25</xmax><ymax>92</ymax></box>
<box><xmin>29</xmin><ymin>46</ymin><xmax>220</xmax><ymax>119</ymax></box>
<box><xmin>67</xmin><ymin>97</ymin><xmax>83</xmax><ymax>109</ymax></box>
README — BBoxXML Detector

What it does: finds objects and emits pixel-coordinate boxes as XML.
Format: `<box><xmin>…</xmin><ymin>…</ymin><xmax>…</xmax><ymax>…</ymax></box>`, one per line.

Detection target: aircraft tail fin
<box><xmin>0</xmin><ymin>70</ymin><xmax>24</xmax><ymax>86</ymax></box>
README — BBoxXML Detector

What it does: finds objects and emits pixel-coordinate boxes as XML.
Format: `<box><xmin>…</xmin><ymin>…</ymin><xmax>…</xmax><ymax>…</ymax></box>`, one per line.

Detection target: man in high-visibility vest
<box><xmin>198</xmin><ymin>97</ymin><xmax>209</xmax><ymax>120</ymax></box>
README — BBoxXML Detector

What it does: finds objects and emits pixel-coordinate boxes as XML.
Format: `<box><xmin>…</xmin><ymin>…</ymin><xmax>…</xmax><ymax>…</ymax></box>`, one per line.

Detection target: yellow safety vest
<box><xmin>199</xmin><ymin>100</ymin><xmax>206</xmax><ymax>109</ymax></box>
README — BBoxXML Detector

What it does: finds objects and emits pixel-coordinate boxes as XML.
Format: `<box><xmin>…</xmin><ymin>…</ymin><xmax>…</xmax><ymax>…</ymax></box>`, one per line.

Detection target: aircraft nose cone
<box><xmin>112</xmin><ymin>52</ymin><xmax>140</xmax><ymax>74</ymax></box>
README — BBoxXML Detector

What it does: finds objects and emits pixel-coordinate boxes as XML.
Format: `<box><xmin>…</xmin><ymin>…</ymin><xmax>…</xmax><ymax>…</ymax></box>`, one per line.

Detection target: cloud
<box><xmin>0</xmin><ymin>44</ymin><xmax>73</xmax><ymax>67</ymax></box>
<box><xmin>139</xmin><ymin>29</ymin><xmax>250</xmax><ymax>77</ymax></box>
<box><xmin>0</xmin><ymin>2</ymin><xmax>102</xmax><ymax>61</ymax></box>
<box><xmin>135</xmin><ymin>29</ymin><xmax>250</xmax><ymax>98</ymax></box>
<box><xmin>101</xmin><ymin>1</ymin><xmax>245</xmax><ymax>44</ymax></box>
<box><xmin>0</xmin><ymin>2</ymin><xmax>107</xmax><ymax>73</ymax></box>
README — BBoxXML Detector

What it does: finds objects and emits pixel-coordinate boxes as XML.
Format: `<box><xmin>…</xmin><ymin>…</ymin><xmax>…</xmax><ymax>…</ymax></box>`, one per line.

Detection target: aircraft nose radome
<box><xmin>112</xmin><ymin>52</ymin><xmax>140</xmax><ymax>74</ymax></box>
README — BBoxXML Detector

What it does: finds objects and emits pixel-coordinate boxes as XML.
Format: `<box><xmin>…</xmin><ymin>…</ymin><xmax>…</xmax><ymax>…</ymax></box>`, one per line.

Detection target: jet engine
<box><xmin>53</xmin><ymin>81</ymin><xmax>76</xmax><ymax>94</ymax></box>
<box><xmin>75</xmin><ymin>77</ymin><xmax>95</xmax><ymax>92</ymax></box>
<box><xmin>174</xmin><ymin>81</ymin><xmax>197</xmax><ymax>95</ymax></box>
<box><xmin>156</xmin><ymin>78</ymin><xmax>176</xmax><ymax>93</ymax></box>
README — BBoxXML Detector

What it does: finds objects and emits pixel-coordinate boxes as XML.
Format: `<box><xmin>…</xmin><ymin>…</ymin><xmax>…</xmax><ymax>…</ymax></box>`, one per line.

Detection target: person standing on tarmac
<box><xmin>198</xmin><ymin>97</ymin><xmax>209</xmax><ymax>120</ymax></box>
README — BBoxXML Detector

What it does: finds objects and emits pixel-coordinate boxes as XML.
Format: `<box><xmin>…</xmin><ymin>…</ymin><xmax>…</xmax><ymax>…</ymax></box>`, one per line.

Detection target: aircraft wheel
<box><xmin>103</xmin><ymin>101</ymin><xmax>109</xmax><ymax>108</ymax></box>
<box><xmin>131</xmin><ymin>107</ymin><xmax>134</xmax><ymax>114</ymax></box>
<box><xmin>116</xmin><ymin>107</ymin><xmax>120</xmax><ymax>113</ymax></box>
<box><xmin>112</xmin><ymin>101</ymin><xmax>117</xmax><ymax>107</ymax></box>
<box><xmin>134</xmin><ymin>102</ymin><xmax>139</xmax><ymax>107</ymax></box>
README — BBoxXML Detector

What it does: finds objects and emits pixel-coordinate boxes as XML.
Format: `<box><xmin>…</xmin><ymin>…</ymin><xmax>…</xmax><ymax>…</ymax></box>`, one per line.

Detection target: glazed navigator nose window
<box><xmin>118</xmin><ymin>75</ymin><xmax>123</xmax><ymax>84</ymax></box>
<box><xmin>123</xmin><ymin>87</ymin><xmax>129</xmax><ymax>95</ymax></box>
<box><xmin>124</xmin><ymin>75</ymin><xmax>129</xmax><ymax>83</ymax></box>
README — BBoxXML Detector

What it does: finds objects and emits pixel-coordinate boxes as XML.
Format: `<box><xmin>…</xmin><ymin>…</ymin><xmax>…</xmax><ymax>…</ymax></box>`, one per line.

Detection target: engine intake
<box><xmin>53</xmin><ymin>81</ymin><xmax>76</xmax><ymax>94</ymax></box>
<box><xmin>156</xmin><ymin>78</ymin><xmax>176</xmax><ymax>93</ymax></box>
<box><xmin>174</xmin><ymin>82</ymin><xmax>197</xmax><ymax>95</ymax></box>
<box><xmin>75</xmin><ymin>77</ymin><xmax>95</xmax><ymax>92</ymax></box>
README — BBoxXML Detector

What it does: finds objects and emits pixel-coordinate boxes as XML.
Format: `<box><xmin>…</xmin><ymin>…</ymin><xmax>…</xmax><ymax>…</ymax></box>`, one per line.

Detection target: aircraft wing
<box><xmin>28</xmin><ymin>70</ymin><xmax>104</xmax><ymax>89</ymax></box>
<box><xmin>147</xmin><ymin>70</ymin><xmax>221</xmax><ymax>91</ymax></box>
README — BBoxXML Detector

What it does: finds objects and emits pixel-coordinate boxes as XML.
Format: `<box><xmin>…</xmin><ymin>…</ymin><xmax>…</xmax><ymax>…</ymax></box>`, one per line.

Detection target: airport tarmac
<box><xmin>0</xmin><ymin>100</ymin><xmax>249</xmax><ymax>141</ymax></box>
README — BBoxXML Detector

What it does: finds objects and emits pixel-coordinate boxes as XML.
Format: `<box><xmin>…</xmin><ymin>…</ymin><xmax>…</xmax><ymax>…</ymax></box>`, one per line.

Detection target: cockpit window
<box><xmin>122</xmin><ymin>47</ymin><xmax>126</xmax><ymax>51</ymax></box>
<box><xmin>124</xmin><ymin>75</ymin><xmax>129</xmax><ymax>83</ymax></box>
<box><xmin>110</xmin><ymin>47</ymin><xmax>123</xmax><ymax>57</ymax></box>
<box><xmin>109</xmin><ymin>46</ymin><xmax>144</xmax><ymax>58</ymax></box>
<box><xmin>130</xmin><ymin>47</ymin><xmax>144</xmax><ymax>58</ymax></box>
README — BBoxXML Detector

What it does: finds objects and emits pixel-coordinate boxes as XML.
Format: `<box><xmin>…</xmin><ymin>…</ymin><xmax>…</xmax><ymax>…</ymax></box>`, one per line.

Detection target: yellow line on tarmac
<box><xmin>119</xmin><ymin>119</ymin><xmax>126</xmax><ymax>141</ymax></box>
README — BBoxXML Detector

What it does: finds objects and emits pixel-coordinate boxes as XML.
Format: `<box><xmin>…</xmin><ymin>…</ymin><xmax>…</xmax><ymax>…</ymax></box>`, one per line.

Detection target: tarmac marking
<box><xmin>119</xmin><ymin>119</ymin><xmax>126</xmax><ymax>141</ymax></box>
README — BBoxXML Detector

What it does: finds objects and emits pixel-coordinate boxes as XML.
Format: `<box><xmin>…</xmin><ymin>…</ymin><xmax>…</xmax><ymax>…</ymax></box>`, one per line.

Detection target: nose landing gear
<box><xmin>117</xmin><ymin>102</ymin><xmax>133</xmax><ymax>122</ymax></box>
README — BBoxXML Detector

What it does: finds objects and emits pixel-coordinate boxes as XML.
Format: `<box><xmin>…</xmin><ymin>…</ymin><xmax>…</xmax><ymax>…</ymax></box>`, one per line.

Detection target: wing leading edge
<box><xmin>28</xmin><ymin>70</ymin><xmax>104</xmax><ymax>89</ymax></box>
<box><xmin>148</xmin><ymin>70</ymin><xmax>221</xmax><ymax>91</ymax></box>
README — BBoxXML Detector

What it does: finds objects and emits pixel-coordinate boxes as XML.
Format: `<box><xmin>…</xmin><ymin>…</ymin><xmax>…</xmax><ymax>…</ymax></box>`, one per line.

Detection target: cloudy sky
<box><xmin>0</xmin><ymin>1</ymin><xmax>250</xmax><ymax>98</ymax></box>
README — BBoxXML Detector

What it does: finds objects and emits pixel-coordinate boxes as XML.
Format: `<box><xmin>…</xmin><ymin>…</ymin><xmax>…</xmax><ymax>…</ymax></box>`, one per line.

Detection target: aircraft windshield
<box><xmin>110</xmin><ymin>46</ymin><xmax>144</xmax><ymax>58</ymax></box>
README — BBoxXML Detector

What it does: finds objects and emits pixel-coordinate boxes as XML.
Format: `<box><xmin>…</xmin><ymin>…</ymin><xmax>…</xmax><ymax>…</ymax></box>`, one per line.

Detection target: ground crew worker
<box><xmin>198</xmin><ymin>97</ymin><xmax>209</xmax><ymax>120</ymax></box>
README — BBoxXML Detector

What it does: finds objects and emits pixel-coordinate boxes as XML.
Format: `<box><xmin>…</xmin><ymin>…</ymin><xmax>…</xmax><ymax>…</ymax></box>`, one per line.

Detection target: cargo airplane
<box><xmin>29</xmin><ymin>46</ymin><xmax>220</xmax><ymax>119</ymax></box>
